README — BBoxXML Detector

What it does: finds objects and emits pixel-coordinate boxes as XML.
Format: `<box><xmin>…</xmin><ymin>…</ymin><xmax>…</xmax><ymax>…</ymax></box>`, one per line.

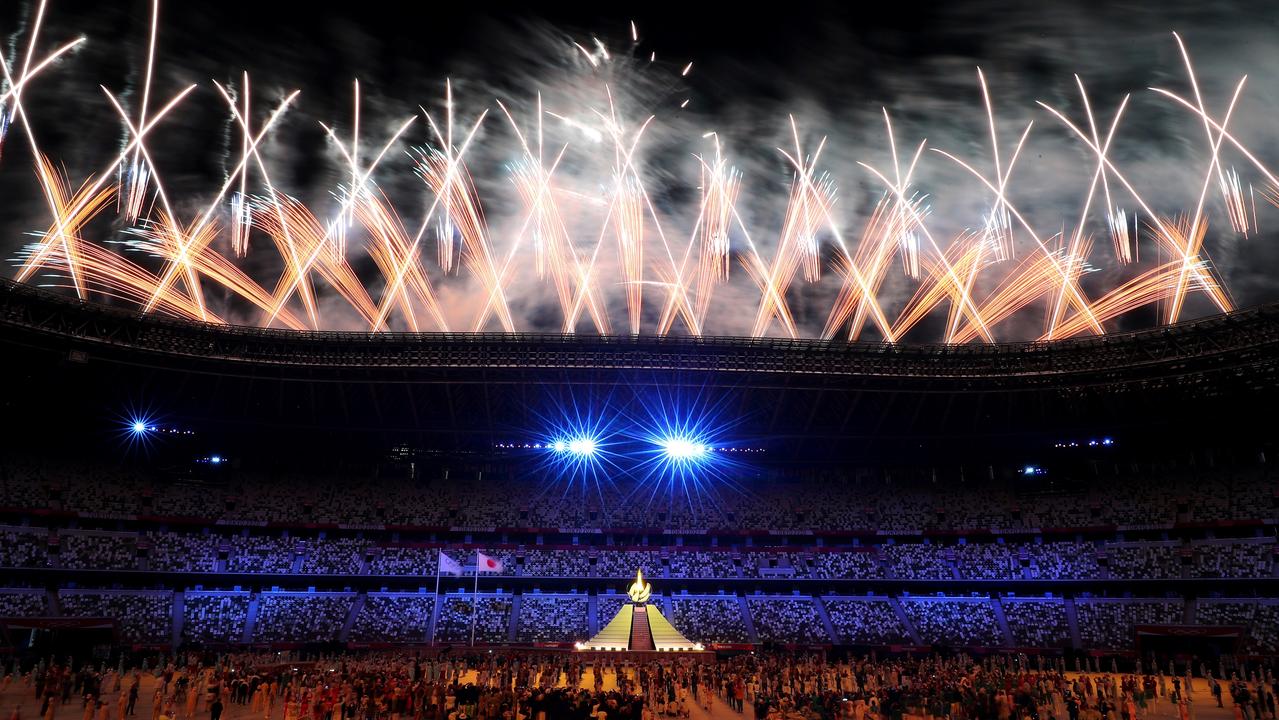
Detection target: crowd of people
<box><xmin>6</xmin><ymin>648</ymin><xmax>1277</xmax><ymax>720</ymax></box>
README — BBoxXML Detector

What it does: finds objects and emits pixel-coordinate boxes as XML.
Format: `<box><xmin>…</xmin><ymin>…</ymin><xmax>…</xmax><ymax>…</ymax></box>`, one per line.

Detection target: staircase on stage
<box><xmin>577</xmin><ymin>570</ymin><xmax>702</xmax><ymax>652</ymax></box>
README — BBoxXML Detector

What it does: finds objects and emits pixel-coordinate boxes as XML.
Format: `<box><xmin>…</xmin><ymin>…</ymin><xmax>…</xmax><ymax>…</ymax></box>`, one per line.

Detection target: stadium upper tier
<box><xmin>2</xmin><ymin>455</ymin><xmax>1274</xmax><ymax>537</ymax></box>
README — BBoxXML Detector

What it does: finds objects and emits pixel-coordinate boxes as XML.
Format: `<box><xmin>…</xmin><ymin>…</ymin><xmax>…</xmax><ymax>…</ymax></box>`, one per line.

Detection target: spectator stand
<box><xmin>435</xmin><ymin>592</ymin><xmax>514</xmax><ymax>644</ymax></box>
<box><xmin>821</xmin><ymin>595</ymin><xmax>912</xmax><ymax>646</ymax></box>
<box><xmin>1073</xmin><ymin>597</ymin><xmax>1186</xmax><ymax>651</ymax></box>
<box><xmin>669</xmin><ymin>594</ymin><xmax>751</xmax><ymax>645</ymax></box>
<box><xmin>143</xmin><ymin>531</ymin><xmax>221</xmax><ymax>572</ymax></box>
<box><xmin>0</xmin><ymin>524</ymin><xmax>50</xmax><ymax>568</ymax></box>
<box><xmin>57</xmin><ymin>588</ymin><xmax>173</xmax><ymax>644</ymax></box>
<box><xmin>898</xmin><ymin>596</ymin><xmax>1005</xmax><ymax>648</ymax></box>
<box><xmin>1001</xmin><ymin>596</ymin><xmax>1074</xmax><ymax>649</ymax></box>
<box><xmin>181</xmin><ymin>590</ymin><xmax>251</xmax><ymax>644</ymax></box>
<box><xmin>249</xmin><ymin>590</ymin><xmax>357</xmax><ymax>644</ymax></box>
<box><xmin>515</xmin><ymin>592</ymin><xmax>589</xmax><ymax>644</ymax></box>
<box><xmin>746</xmin><ymin>595</ymin><xmax>832</xmax><ymax>645</ymax></box>
<box><xmin>1190</xmin><ymin>537</ymin><xmax>1276</xmax><ymax>579</ymax></box>
<box><xmin>0</xmin><ymin>587</ymin><xmax>51</xmax><ymax>617</ymax></box>
<box><xmin>56</xmin><ymin>528</ymin><xmax>139</xmax><ymax>570</ymax></box>
<box><xmin>349</xmin><ymin>592</ymin><xmax>436</xmax><ymax>643</ymax></box>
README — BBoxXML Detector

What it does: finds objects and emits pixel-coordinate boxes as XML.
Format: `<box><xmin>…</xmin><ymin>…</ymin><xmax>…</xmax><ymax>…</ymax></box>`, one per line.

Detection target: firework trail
<box><xmin>497</xmin><ymin>95</ymin><xmax>611</xmax><ymax>334</ymax></box>
<box><xmin>686</xmin><ymin>134</ymin><xmax>741</xmax><ymax>329</ymax></box>
<box><xmin>229</xmin><ymin>73</ymin><xmax>252</xmax><ymax>257</ymax></box>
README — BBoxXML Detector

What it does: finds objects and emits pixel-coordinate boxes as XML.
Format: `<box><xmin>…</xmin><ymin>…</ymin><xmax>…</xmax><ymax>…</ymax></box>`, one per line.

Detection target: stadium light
<box><xmin>549</xmin><ymin>436</ymin><xmax>597</xmax><ymax>457</ymax></box>
<box><xmin>659</xmin><ymin>436</ymin><xmax>708</xmax><ymax>461</ymax></box>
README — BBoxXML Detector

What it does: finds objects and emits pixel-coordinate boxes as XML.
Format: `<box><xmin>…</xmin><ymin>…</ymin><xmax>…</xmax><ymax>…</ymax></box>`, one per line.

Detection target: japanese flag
<box><xmin>475</xmin><ymin>551</ymin><xmax>504</xmax><ymax>573</ymax></box>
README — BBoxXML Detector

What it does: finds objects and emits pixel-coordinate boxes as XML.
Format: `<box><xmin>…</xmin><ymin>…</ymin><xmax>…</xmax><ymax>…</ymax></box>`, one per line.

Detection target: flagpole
<box><xmin>430</xmin><ymin>552</ymin><xmax>440</xmax><ymax>646</ymax></box>
<box><xmin>470</xmin><ymin>552</ymin><xmax>479</xmax><ymax>647</ymax></box>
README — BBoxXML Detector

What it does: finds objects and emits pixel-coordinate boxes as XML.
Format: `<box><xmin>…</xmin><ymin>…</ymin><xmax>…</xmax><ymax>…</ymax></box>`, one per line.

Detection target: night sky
<box><xmin>3</xmin><ymin>0</ymin><xmax>1279</xmax><ymax>339</ymax></box>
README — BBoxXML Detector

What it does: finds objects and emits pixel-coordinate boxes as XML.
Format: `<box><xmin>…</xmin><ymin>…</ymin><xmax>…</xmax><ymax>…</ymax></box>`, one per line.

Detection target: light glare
<box><xmin>660</xmin><ymin>437</ymin><xmax>707</xmax><ymax>460</ymax></box>
<box><xmin>549</xmin><ymin>436</ymin><xmax>597</xmax><ymax>457</ymax></box>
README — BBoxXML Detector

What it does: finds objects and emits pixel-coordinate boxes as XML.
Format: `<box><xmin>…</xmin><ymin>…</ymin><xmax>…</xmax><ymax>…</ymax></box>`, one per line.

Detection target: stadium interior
<box><xmin>1</xmin><ymin>281</ymin><xmax>1277</xmax><ymax>719</ymax></box>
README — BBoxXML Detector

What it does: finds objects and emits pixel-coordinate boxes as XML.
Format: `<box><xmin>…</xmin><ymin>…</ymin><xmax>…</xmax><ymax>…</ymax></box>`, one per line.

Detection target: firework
<box><xmin>3</xmin><ymin>2</ymin><xmax>1268</xmax><ymax>345</ymax></box>
<box><xmin>498</xmin><ymin>96</ymin><xmax>610</xmax><ymax>334</ymax></box>
<box><xmin>118</xmin><ymin>0</ymin><xmax>159</xmax><ymax>225</ymax></box>
<box><xmin>683</xmin><ymin>134</ymin><xmax>741</xmax><ymax>328</ymax></box>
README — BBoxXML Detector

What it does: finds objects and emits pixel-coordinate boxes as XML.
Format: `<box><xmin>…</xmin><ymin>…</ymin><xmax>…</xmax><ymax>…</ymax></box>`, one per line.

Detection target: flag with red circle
<box><xmin>475</xmin><ymin>551</ymin><xmax>503</xmax><ymax>573</ymax></box>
